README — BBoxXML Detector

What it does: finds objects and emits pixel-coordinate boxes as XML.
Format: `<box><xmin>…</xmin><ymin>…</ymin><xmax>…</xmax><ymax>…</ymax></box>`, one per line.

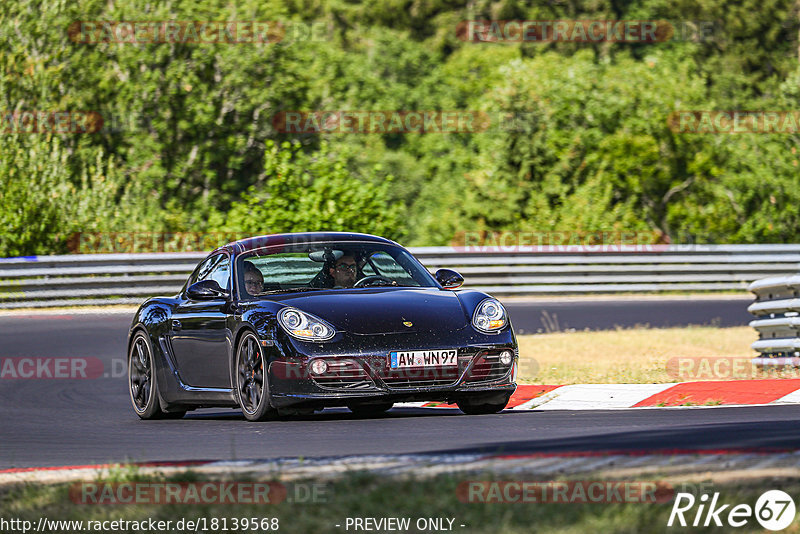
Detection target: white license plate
<box><xmin>390</xmin><ymin>350</ymin><xmax>457</xmax><ymax>369</ymax></box>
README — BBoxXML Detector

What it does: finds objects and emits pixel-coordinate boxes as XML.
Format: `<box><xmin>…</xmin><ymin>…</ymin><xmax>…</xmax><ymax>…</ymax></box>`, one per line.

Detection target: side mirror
<box><xmin>435</xmin><ymin>268</ymin><xmax>464</xmax><ymax>289</ymax></box>
<box><xmin>187</xmin><ymin>279</ymin><xmax>229</xmax><ymax>300</ymax></box>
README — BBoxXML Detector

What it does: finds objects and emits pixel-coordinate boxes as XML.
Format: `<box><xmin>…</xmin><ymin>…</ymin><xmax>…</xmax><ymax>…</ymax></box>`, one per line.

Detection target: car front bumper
<box><xmin>266</xmin><ymin>342</ymin><xmax>518</xmax><ymax>408</ymax></box>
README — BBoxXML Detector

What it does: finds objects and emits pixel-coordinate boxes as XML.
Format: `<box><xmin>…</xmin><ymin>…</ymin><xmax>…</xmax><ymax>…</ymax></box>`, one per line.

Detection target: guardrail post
<box><xmin>748</xmin><ymin>274</ymin><xmax>800</xmax><ymax>368</ymax></box>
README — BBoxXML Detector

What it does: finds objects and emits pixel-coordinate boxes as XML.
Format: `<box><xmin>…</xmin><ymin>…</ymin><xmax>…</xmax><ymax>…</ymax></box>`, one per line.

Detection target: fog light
<box><xmin>499</xmin><ymin>350</ymin><xmax>513</xmax><ymax>366</ymax></box>
<box><xmin>310</xmin><ymin>359</ymin><xmax>328</xmax><ymax>375</ymax></box>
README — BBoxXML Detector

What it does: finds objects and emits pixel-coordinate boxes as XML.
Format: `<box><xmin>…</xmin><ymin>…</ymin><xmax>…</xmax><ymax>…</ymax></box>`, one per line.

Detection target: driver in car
<box><xmin>329</xmin><ymin>255</ymin><xmax>359</xmax><ymax>288</ymax></box>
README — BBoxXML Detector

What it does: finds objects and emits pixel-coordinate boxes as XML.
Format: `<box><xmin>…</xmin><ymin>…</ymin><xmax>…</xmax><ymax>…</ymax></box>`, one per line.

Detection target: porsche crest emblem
<box><xmin>403</xmin><ymin>321</ymin><xmax>413</xmax><ymax>327</ymax></box>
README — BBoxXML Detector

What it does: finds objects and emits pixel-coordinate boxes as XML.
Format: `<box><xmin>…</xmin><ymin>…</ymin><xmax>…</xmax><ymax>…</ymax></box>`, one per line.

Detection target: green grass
<box><xmin>517</xmin><ymin>326</ymin><xmax>760</xmax><ymax>384</ymax></box>
<box><xmin>2</xmin><ymin>470</ymin><xmax>799</xmax><ymax>533</ymax></box>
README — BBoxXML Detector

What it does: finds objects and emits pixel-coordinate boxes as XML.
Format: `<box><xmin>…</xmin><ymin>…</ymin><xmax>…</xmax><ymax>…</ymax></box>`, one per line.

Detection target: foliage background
<box><xmin>1</xmin><ymin>0</ymin><xmax>799</xmax><ymax>254</ymax></box>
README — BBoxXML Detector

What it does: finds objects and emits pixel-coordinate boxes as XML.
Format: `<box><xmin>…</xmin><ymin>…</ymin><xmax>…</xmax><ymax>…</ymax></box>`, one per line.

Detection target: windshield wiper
<box><xmin>358</xmin><ymin>282</ymin><xmax>418</xmax><ymax>288</ymax></box>
<box><xmin>260</xmin><ymin>287</ymin><xmax>326</xmax><ymax>294</ymax></box>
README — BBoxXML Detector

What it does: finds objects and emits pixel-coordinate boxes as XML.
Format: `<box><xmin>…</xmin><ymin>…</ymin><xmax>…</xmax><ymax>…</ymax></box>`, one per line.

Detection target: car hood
<box><xmin>266</xmin><ymin>288</ymin><xmax>469</xmax><ymax>334</ymax></box>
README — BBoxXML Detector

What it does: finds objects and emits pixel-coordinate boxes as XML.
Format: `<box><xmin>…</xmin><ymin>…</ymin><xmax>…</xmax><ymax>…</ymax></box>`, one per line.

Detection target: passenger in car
<box><xmin>242</xmin><ymin>261</ymin><xmax>264</xmax><ymax>295</ymax></box>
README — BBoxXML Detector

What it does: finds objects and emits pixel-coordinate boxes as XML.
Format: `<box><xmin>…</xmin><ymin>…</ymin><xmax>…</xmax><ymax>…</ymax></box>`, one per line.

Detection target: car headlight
<box><xmin>278</xmin><ymin>307</ymin><xmax>335</xmax><ymax>341</ymax></box>
<box><xmin>472</xmin><ymin>298</ymin><xmax>508</xmax><ymax>333</ymax></box>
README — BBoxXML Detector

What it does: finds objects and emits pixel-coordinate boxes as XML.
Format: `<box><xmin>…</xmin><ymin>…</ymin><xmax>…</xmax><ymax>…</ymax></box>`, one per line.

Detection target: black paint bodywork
<box><xmin>128</xmin><ymin>232</ymin><xmax>518</xmax><ymax>414</ymax></box>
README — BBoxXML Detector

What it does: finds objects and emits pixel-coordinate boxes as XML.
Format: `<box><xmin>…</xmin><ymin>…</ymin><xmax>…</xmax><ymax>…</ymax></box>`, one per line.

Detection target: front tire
<box><xmin>128</xmin><ymin>332</ymin><xmax>187</xmax><ymax>420</ymax></box>
<box><xmin>128</xmin><ymin>332</ymin><xmax>162</xmax><ymax>419</ymax></box>
<box><xmin>235</xmin><ymin>332</ymin><xmax>276</xmax><ymax>422</ymax></box>
<box><xmin>456</xmin><ymin>396</ymin><xmax>509</xmax><ymax>415</ymax></box>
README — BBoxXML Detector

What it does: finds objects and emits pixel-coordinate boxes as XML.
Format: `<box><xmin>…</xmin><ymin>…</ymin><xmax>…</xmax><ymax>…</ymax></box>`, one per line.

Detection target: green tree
<box><xmin>210</xmin><ymin>140</ymin><xmax>402</xmax><ymax>238</ymax></box>
<box><xmin>0</xmin><ymin>134</ymin><xmax>157</xmax><ymax>256</ymax></box>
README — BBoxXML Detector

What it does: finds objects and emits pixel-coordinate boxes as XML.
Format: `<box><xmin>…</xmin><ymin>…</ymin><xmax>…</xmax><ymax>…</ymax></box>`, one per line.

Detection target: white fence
<box><xmin>2</xmin><ymin>244</ymin><xmax>799</xmax><ymax>308</ymax></box>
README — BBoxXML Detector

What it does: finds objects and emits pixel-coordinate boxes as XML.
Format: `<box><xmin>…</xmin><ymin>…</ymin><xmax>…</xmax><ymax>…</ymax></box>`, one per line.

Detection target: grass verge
<box><xmin>1</xmin><ymin>469</ymin><xmax>797</xmax><ymax>534</ymax></box>
<box><xmin>516</xmin><ymin>326</ymin><xmax>769</xmax><ymax>384</ymax></box>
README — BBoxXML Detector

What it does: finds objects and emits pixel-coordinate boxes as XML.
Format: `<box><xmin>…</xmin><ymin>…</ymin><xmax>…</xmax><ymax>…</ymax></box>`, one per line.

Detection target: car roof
<box><xmin>215</xmin><ymin>232</ymin><xmax>399</xmax><ymax>256</ymax></box>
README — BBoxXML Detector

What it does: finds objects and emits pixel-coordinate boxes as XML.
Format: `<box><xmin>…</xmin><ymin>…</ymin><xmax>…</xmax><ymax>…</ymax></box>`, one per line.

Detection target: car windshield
<box><xmin>237</xmin><ymin>241</ymin><xmax>437</xmax><ymax>297</ymax></box>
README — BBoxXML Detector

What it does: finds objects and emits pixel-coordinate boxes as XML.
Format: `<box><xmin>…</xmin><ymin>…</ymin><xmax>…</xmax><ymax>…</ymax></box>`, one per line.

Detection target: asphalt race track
<box><xmin>502</xmin><ymin>296</ymin><xmax>752</xmax><ymax>333</ymax></box>
<box><xmin>0</xmin><ymin>296</ymin><xmax>778</xmax><ymax>470</ymax></box>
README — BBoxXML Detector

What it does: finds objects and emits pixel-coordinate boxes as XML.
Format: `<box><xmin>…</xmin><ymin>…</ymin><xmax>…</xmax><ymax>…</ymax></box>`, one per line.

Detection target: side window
<box><xmin>189</xmin><ymin>254</ymin><xmax>229</xmax><ymax>290</ymax></box>
<box><xmin>189</xmin><ymin>255</ymin><xmax>219</xmax><ymax>286</ymax></box>
<box><xmin>205</xmin><ymin>256</ymin><xmax>231</xmax><ymax>290</ymax></box>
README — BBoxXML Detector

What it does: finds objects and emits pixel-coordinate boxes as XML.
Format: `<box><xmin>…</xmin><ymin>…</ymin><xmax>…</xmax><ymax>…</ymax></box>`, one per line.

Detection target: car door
<box><xmin>169</xmin><ymin>253</ymin><xmax>232</xmax><ymax>388</ymax></box>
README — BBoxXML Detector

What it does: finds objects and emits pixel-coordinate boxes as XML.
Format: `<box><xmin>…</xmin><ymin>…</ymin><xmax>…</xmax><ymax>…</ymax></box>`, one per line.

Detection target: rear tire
<box><xmin>235</xmin><ymin>332</ymin><xmax>277</xmax><ymax>422</ymax></box>
<box><xmin>347</xmin><ymin>402</ymin><xmax>393</xmax><ymax>417</ymax></box>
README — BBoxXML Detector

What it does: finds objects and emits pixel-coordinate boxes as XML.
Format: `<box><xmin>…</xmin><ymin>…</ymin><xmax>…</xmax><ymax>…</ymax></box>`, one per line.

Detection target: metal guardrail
<box><xmin>2</xmin><ymin>244</ymin><xmax>800</xmax><ymax>308</ymax></box>
<box><xmin>748</xmin><ymin>274</ymin><xmax>800</xmax><ymax>364</ymax></box>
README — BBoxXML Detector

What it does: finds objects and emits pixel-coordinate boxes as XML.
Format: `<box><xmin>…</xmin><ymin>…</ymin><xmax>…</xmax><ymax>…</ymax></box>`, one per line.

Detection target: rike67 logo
<box><xmin>668</xmin><ymin>490</ymin><xmax>796</xmax><ymax>531</ymax></box>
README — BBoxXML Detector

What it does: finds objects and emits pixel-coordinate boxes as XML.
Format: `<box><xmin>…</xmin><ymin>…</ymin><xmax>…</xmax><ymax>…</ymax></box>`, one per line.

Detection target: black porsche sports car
<box><xmin>127</xmin><ymin>232</ymin><xmax>518</xmax><ymax>421</ymax></box>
